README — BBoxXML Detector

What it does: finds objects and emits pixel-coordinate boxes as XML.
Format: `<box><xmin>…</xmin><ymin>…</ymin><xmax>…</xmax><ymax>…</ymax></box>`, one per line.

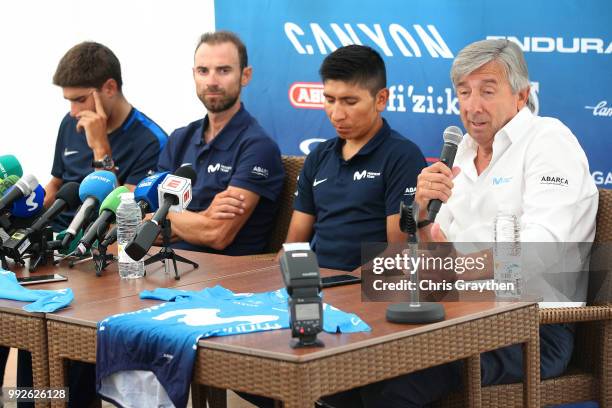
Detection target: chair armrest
<box><xmin>539</xmin><ymin>305</ymin><xmax>612</xmax><ymax>324</ymax></box>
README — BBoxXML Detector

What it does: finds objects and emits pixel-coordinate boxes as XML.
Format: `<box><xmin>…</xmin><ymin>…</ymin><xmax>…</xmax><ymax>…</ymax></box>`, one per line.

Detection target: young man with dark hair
<box><xmin>156</xmin><ymin>31</ymin><xmax>284</xmax><ymax>255</ymax></box>
<box><xmin>46</xmin><ymin>41</ymin><xmax>167</xmax><ymax>230</ymax></box>
<box><xmin>285</xmin><ymin>44</ymin><xmax>426</xmax><ymax>272</ymax></box>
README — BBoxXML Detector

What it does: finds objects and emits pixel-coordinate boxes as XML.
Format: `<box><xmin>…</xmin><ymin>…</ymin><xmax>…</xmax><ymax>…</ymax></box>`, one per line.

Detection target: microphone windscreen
<box><xmin>0</xmin><ymin>175</ymin><xmax>19</xmax><ymax>196</ymax></box>
<box><xmin>0</xmin><ymin>155</ymin><xmax>23</xmax><ymax>179</ymax></box>
<box><xmin>99</xmin><ymin>186</ymin><xmax>130</xmax><ymax>214</ymax></box>
<box><xmin>56</xmin><ymin>182</ymin><xmax>82</xmax><ymax>210</ymax></box>
<box><xmin>11</xmin><ymin>185</ymin><xmax>45</xmax><ymax>218</ymax></box>
<box><xmin>134</xmin><ymin>171</ymin><xmax>169</xmax><ymax>212</ymax></box>
<box><xmin>79</xmin><ymin>170</ymin><xmax>118</xmax><ymax>202</ymax></box>
<box><xmin>175</xmin><ymin>165</ymin><xmax>197</xmax><ymax>184</ymax></box>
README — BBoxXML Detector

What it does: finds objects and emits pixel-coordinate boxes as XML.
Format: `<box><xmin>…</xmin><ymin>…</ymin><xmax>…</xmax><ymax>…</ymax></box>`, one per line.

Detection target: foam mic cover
<box><xmin>0</xmin><ymin>174</ymin><xmax>38</xmax><ymax>213</ymax></box>
<box><xmin>11</xmin><ymin>185</ymin><xmax>45</xmax><ymax>218</ymax></box>
<box><xmin>79</xmin><ymin>170</ymin><xmax>118</xmax><ymax>203</ymax></box>
<box><xmin>134</xmin><ymin>171</ymin><xmax>168</xmax><ymax>212</ymax></box>
<box><xmin>0</xmin><ymin>175</ymin><xmax>19</xmax><ymax>196</ymax></box>
<box><xmin>29</xmin><ymin>182</ymin><xmax>80</xmax><ymax>233</ymax></box>
<box><xmin>0</xmin><ymin>155</ymin><xmax>23</xmax><ymax>179</ymax></box>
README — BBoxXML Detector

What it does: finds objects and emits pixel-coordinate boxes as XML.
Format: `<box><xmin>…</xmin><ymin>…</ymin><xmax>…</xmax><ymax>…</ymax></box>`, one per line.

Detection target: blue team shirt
<box><xmin>157</xmin><ymin>103</ymin><xmax>284</xmax><ymax>255</ymax></box>
<box><xmin>294</xmin><ymin>119</ymin><xmax>426</xmax><ymax>271</ymax></box>
<box><xmin>51</xmin><ymin>107</ymin><xmax>167</xmax><ymax>231</ymax></box>
<box><xmin>96</xmin><ymin>286</ymin><xmax>370</xmax><ymax>408</ymax></box>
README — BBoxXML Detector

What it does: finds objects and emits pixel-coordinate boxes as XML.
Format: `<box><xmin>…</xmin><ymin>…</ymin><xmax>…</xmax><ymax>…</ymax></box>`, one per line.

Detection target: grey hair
<box><xmin>451</xmin><ymin>39</ymin><xmax>534</xmax><ymax>112</ymax></box>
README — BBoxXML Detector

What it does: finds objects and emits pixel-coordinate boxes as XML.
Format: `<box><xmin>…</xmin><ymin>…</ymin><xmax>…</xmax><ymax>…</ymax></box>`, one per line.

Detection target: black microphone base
<box><xmin>386</xmin><ymin>302</ymin><xmax>445</xmax><ymax>324</ymax></box>
<box><xmin>144</xmin><ymin>247</ymin><xmax>198</xmax><ymax>280</ymax></box>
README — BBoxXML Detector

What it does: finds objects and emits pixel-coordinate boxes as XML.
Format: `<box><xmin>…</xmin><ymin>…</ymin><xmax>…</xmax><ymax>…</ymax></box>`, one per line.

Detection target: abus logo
<box><xmin>585</xmin><ymin>101</ymin><xmax>612</xmax><ymax>117</ymax></box>
<box><xmin>285</xmin><ymin>23</ymin><xmax>453</xmax><ymax>58</ymax></box>
<box><xmin>289</xmin><ymin>82</ymin><xmax>324</xmax><ymax>109</ymax></box>
<box><xmin>487</xmin><ymin>35</ymin><xmax>612</xmax><ymax>54</ymax></box>
<box><xmin>593</xmin><ymin>171</ymin><xmax>612</xmax><ymax>185</ymax></box>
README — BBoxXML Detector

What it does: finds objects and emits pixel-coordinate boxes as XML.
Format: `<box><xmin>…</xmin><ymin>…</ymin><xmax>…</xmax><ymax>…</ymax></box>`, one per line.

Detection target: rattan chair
<box><xmin>436</xmin><ymin>188</ymin><xmax>612</xmax><ymax>408</ymax></box>
<box><xmin>264</xmin><ymin>155</ymin><xmax>305</xmax><ymax>253</ymax></box>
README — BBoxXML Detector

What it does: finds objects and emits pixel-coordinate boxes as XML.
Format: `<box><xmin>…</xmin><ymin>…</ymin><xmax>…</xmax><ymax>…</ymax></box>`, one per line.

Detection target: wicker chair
<box><xmin>436</xmin><ymin>188</ymin><xmax>612</xmax><ymax>408</ymax></box>
<box><xmin>264</xmin><ymin>155</ymin><xmax>305</xmax><ymax>253</ymax></box>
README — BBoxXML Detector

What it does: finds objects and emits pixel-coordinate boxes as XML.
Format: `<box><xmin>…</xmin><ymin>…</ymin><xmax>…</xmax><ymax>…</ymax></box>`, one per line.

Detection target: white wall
<box><xmin>0</xmin><ymin>0</ymin><xmax>215</xmax><ymax>184</ymax></box>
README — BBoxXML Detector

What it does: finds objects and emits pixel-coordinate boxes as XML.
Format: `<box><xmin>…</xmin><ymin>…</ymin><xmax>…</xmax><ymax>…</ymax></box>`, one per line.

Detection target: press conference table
<box><xmin>36</xmin><ymin>257</ymin><xmax>541</xmax><ymax>408</ymax></box>
<box><xmin>0</xmin><ymin>250</ymin><xmax>277</xmax><ymax>408</ymax></box>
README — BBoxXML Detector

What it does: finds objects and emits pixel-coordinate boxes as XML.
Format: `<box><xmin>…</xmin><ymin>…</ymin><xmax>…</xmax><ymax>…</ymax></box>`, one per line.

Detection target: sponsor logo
<box><xmin>540</xmin><ymin>175</ymin><xmax>569</xmax><ymax>187</ymax></box>
<box><xmin>166</xmin><ymin>178</ymin><xmax>183</xmax><ymax>189</ymax></box>
<box><xmin>493</xmin><ymin>176</ymin><xmax>513</xmax><ymax>185</ymax></box>
<box><xmin>251</xmin><ymin>166</ymin><xmax>269</xmax><ymax>178</ymax></box>
<box><xmin>593</xmin><ymin>171</ymin><xmax>612</xmax><ymax>185</ymax></box>
<box><xmin>289</xmin><ymin>82</ymin><xmax>324</xmax><ymax>109</ymax></box>
<box><xmin>207</xmin><ymin>163</ymin><xmax>232</xmax><ymax>173</ymax></box>
<box><xmin>354</xmin><ymin>170</ymin><xmax>381</xmax><ymax>181</ymax></box>
<box><xmin>89</xmin><ymin>175</ymin><xmax>114</xmax><ymax>184</ymax></box>
<box><xmin>387</xmin><ymin>81</ymin><xmax>539</xmax><ymax>116</ymax></box>
<box><xmin>487</xmin><ymin>35</ymin><xmax>612</xmax><ymax>54</ymax></box>
<box><xmin>585</xmin><ymin>101</ymin><xmax>612</xmax><ymax>117</ymax></box>
<box><xmin>313</xmin><ymin>178</ymin><xmax>327</xmax><ymax>187</ymax></box>
<box><xmin>64</xmin><ymin>148</ymin><xmax>79</xmax><ymax>157</ymax></box>
<box><xmin>285</xmin><ymin>22</ymin><xmax>453</xmax><ymax>58</ymax></box>
<box><xmin>404</xmin><ymin>186</ymin><xmax>416</xmax><ymax>196</ymax></box>
<box><xmin>299</xmin><ymin>138</ymin><xmax>326</xmax><ymax>155</ymax></box>
<box><xmin>25</xmin><ymin>191</ymin><xmax>39</xmax><ymax>211</ymax></box>
<box><xmin>183</xmin><ymin>189</ymin><xmax>191</xmax><ymax>203</ymax></box>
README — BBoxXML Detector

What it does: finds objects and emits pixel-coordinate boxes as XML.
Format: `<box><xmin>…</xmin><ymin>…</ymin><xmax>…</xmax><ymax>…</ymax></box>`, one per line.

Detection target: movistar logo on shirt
<box><xmin>493</xmin><ymin>176</ymin><xmax>513</xmax><ymax>185</ymax></box>
<box><xmin>540</xmin><ymin>175</ymin><xmax>569</xmax><ymax>187</ymax></box>
<box><xmin>207</xmin><ymin>163</ymin><xmax>232</xmax><ymax>173</ymax></box>
<box><xmin>353</xmin><ymin>170</ymin><xmax>381</xmax><ymax>181</ymax></box>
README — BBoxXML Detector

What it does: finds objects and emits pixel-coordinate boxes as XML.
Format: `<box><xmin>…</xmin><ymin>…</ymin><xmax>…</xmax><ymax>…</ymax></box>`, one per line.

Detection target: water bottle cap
<box><xmin>497</xmin><ymin>203</ymin><xmax>518</xmax><ymax>215</ymax></box>
<box><xmin>120</xmin><ymin>192</ymin><xmax>135</xmax><ymax>201</ymax></box>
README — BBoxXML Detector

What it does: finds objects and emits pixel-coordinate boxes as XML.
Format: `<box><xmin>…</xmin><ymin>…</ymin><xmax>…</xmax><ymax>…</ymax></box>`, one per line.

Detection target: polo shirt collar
<box><xmin>108</xmin><ymin>107</ymin><xmax>136</xmax><ymax>138</ymax></box>
<box><xmin>193</xmin><ymin>103</ymin><xmax>250</xmax><ymax>150</ymax></box>
<box><xmin>332</xmin><ymin>118</ymin><xmax>391</xmax><ymax>161</ymax></box>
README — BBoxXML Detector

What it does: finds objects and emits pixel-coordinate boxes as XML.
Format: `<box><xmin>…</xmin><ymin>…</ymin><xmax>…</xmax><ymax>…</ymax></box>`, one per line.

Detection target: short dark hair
<box><xmin>195</xmin><ymin>31</ymin><xmax>248</xmax><ymax>70</ymax></box>
<box><xmin>53</xmin><ymin>42</ymin><xmax>122</xmax><ymax>90</ymax></box>
<box><xmin>319</xmin><ymin>45</ymin><xmax>386</xmax><ymax>96</ymax></box>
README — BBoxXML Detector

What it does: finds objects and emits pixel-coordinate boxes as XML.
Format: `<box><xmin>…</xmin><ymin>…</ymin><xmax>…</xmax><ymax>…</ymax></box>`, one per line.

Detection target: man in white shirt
<box><xmin>320</xmin><ymin>39</ymin><xmax>598</xmax><ymax>408</ymax></box>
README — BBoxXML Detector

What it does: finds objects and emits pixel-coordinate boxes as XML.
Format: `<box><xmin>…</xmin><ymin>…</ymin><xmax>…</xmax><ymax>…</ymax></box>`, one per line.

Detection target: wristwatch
<box><xmin>92</xmin><ymin>154</ymin><xmax>115</xmax><ymax>171</ymax></box>
<box><xmin>411</xmin><ymin>200</ymin><xmax>433</xmax><ymax>229</ymax></box>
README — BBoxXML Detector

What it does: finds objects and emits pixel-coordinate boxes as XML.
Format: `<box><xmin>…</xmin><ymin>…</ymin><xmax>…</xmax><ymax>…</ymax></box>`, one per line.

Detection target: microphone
<box><xmin>62</xmin><ymin>170</ymin><xmax>118</xmax><ymax>248</ymax></box>
<box><xmin>99</xmin><ymin>172</ymin><xmax>169</xmax><ymax>249</ymax></box>
<box><xmin>427</xmin><ymin>126</ymin><xmax>463</xmax><ymax>222</ymax></box>
<box><xmin>0</xmin><ymin>175</ymin><xmax>19</xmax><ymax>196</ymax></box>
<box><xmin>125</xmin><ymin>166</ymin><xmax>196</xmax><ymax>261</ymax></box>
<box><xmin>0</xmin><ymin>155</ymin><xmax>23</xmax><ymax>179</ymax></box>
<box><xmin>0</xmin><ymin>175</ymin><xmax>38</xmax><ymax>214</ymax></box>
<box><xmin>2</xmin><ymin>182</ymin><xmax>80</xmax><ymax>259</ymax></box>
<box><xmin>11</xmin><ymin>185</ymin><xmax>45</xmax><ymax>218</ymax></box>
<box><xmin>75</xmin><ymin>186</ymin><xmax>129</xmax><ymax>256</ymax></box>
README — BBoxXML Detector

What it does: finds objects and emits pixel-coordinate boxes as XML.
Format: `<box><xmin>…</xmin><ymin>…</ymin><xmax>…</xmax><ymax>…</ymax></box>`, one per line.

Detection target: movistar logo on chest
<box><xmin>354</xmin><ymin>170</ymin><xmax>381</xmax><ymax>181</ymax></box>
<box><xmin>493</xmin><ymin>176</ymin><xmax>513</xmax><ymax>185</ymax></box>
<box><xmin>540</xmin><ymin>175</ymin><xmax>569</xmax><ymax>187</ymax></box>
<box><xmin>207</xmin><ymin>163</ymin><xmax>232</xmax><ymax>173</ymax></box>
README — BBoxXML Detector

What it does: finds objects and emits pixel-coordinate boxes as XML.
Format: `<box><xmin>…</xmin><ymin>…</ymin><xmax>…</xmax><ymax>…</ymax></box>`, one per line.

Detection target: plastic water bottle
<box><xmin>116</xmin><ymin>192</ymin><xmax>145</xmax><ymax>279</ymax></box>
<box><xmin>493</xmin><ymin>206</ymin><xmax>522</xmax><ymax>298</ymax></box>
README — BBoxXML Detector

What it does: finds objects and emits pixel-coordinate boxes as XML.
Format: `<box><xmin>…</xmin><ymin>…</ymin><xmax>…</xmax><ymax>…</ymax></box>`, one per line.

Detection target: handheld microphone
<box><xmin>62</xmin><ymin>171</ymin><xmax>118</xmax><ymax>248</ymax></box>
<box><xmin>75</xmin><ymin>186</ymin><xmax>129</xmax><ymax>256</ymax></box>
<box><xmin>11</xmin><ymin>185</ymin><xmax>45</xmax><ymax>218</ymax></box>
<box><xmin>0</xmin><ymin>175</ymin><xmax>38</xmax><ymax>214</ymax></box>
<box><xmin>427</xmin><ymin>126</ymin><xmax>463</xmax><ymax>222</ymax></box>
<box><xmin>0</xmin><ymin>175</ymin><xmax>19</xmax><ymax>196</ymax></box>
<box><xmin>125</xmin><ymin>166</ymin><xmax>196</xmax><ymax>261</ymax></box>
<box><xmin>2</xmin><ymin>182</ymin><xmax>80</xmax><ymax>259</ymax></box>
<box><xmin>0</xmin><ymin>155</ymin><xmax>23</xmax><ymax>179</ymax></box>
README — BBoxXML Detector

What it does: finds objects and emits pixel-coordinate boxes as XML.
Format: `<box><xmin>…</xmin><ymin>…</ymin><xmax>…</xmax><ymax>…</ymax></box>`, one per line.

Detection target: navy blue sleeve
<box><xmin>157</xmin><ymin>130</ymin><xmax>178</xmax><ymax>173</ymax></box>
<box><xmin>51</xmin><ymin>117</ymin><xmax>69</xmax><ymax>178</ymax></box>
<box><xmin>384</xmin><ymin>140</ymin><xmax>427</xmax><ymax>216</ymax></box>
<box><xmin>124</xmin><ymin>138</ymin><xmax>162</xmax><ymax>185</ymax></box>
<box><xmin>228</xmin><ymin>137</ymin><xmax>284</xmax><ymax>201</ymax></box>
<box><xmin>292</xmin><ymin>149</ymin><xmax>317</xmax><ymax>215</ymax></box>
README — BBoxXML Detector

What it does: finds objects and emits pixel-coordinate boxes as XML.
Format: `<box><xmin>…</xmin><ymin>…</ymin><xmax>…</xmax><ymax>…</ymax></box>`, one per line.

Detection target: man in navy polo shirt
<box><xmin>286</xmin><ymin>45</ymin><xmax>426</xmax><ymax>272</ymax></box>
<box><xmin>157</xmin><ymin>31</ymin><xmax>283</xmax><ymax>255</ymax></box>
<box><xmin>46</xmin><ymin>41</ymin><xmax>167</xmax><ymax>231</ymax></box>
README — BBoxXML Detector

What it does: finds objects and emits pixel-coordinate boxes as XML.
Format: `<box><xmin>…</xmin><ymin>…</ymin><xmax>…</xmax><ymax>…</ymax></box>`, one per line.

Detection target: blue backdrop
<box><xmin>215</xmin><ymin>0</ymin><xmax>611</xmax><ymax>187</ymax></box>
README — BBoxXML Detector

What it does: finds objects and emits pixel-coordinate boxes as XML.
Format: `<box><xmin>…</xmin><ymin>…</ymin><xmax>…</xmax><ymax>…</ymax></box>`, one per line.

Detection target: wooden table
<box><xmin>44</xmin><ymin>265</ymin><xmax>540</xmax><ymax>408</ymax></box>
<box><xmin>1</xmin><ymin>250</ymin><xmax>275</xmax><ymax>407</ymax></box>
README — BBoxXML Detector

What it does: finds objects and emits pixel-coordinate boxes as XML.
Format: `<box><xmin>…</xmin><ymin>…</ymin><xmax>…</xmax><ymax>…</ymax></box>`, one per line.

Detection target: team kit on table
<box><xmin>0</xmin><ymin>28</ymin><xmax>599</xmax><ymax>408</ymax></box>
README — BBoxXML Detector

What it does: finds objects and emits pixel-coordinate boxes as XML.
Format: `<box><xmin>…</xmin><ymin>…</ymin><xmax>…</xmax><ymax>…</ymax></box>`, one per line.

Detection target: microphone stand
<box><xmin>144</xmin><ymin>218</ymin><xmax>198</xmax><ymax>280</ymax></box>
<box><xmin>27</xmin><ymin>226</ymin><xmax>56</xmax><ymax>272</ymax></box>
<box><xmin>386</xmin><ymin>202</ymin><xmax>445</xmax><ymax>324</ymax></box>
